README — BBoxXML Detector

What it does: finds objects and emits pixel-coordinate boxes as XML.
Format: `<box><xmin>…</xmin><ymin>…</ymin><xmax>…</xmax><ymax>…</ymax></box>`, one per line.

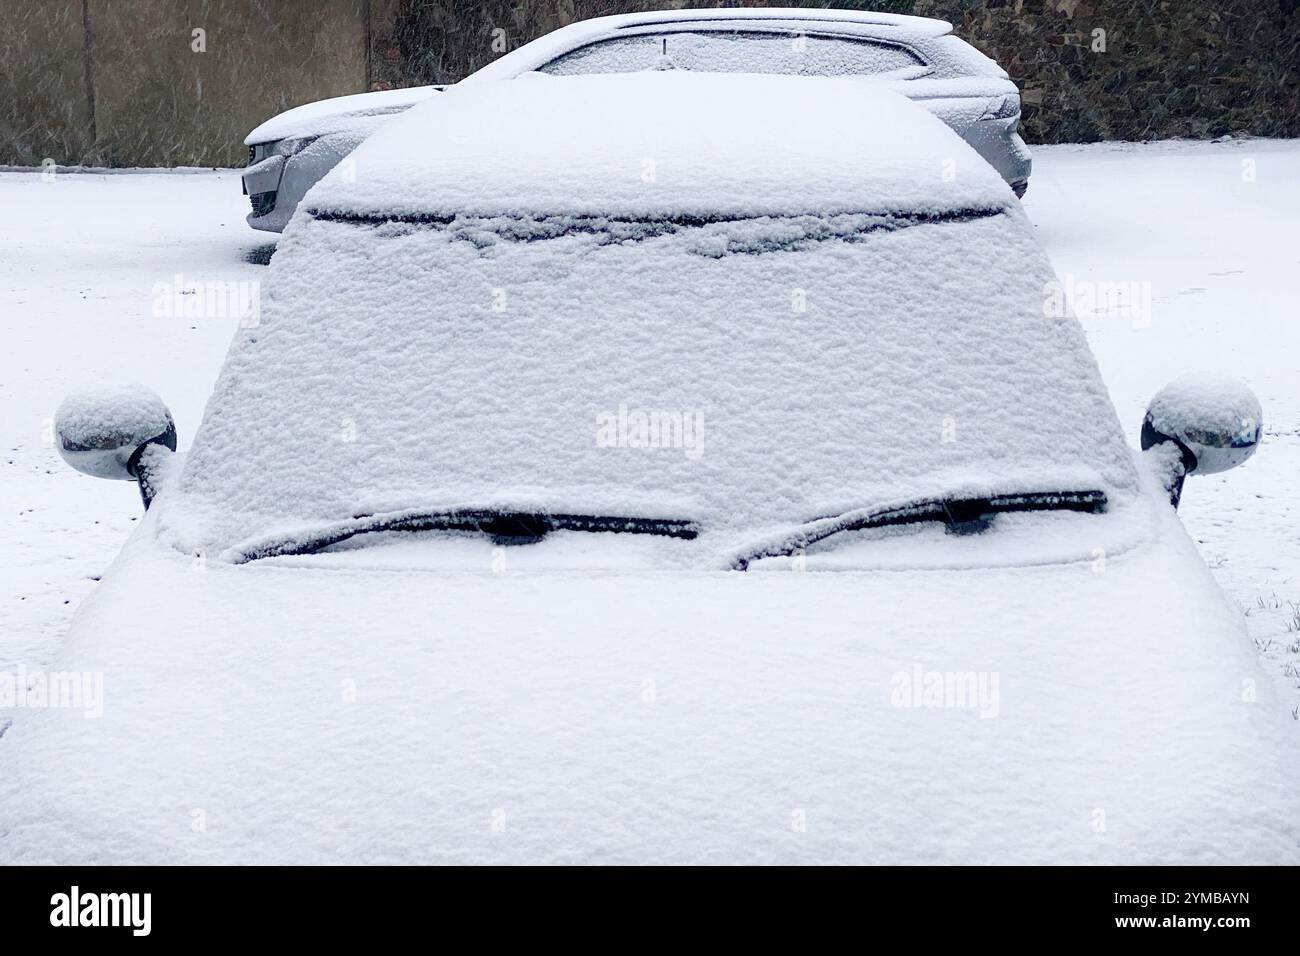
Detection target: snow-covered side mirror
<box><xmin>1140</xmin><ymin>375</ymin><xmax>1261</xmax><ymax>508</ymax></box>
<box><xmin>55</xmin><ymin>385</ymin><xmax>177</xmax><ymax>509</ymax></box>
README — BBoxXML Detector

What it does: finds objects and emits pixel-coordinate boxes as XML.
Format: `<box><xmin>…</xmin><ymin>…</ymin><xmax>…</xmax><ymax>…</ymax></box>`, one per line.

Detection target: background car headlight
<box><xmin>980</xmin><ymin>94</ymin><xmax>1021</xmax><ymax>121</ymax></box>
<box><xmin>273</xmin><ymin>136</ymin><xmax>320</xmax><ymax>158</ymax></box>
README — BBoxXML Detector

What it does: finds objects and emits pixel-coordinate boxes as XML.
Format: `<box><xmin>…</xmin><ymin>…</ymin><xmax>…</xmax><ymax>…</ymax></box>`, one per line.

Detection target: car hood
<box><xmin>243</xmin><ymin>85</ymin><xmax>442</xmax><ymax>146</ymax></box>
<box><xmin>1</xmin><ymin>501</ymin><xmax>1295</xmax><ymax>865</ymax></box>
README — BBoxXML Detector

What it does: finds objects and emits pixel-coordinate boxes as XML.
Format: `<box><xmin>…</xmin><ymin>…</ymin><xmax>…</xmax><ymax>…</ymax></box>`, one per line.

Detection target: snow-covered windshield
<box><xmin>163</xmin><ymin>74</ymin><xmax>1136</xmax><ymax>561</ymax></box>
<box><xmin>166</xmin><ymin>206</ymin><xmax>1137</xmax><ymax>560</ymax></box>
<box><xmin>539</xmin><ymin>31</ymin><xmax>924</xmax><ymax>78</ymax></box>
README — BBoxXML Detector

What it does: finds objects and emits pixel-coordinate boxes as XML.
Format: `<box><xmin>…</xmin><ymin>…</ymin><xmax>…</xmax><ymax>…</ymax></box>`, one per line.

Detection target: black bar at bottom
<box><xmin>0</xmin><ymin>865</ymin><xmax>1291</xmax><ymax>942</ymax></box>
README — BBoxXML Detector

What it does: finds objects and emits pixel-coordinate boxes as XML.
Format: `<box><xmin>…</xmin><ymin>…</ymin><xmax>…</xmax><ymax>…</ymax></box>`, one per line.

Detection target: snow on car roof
<box><xmin>600</xmin><ymin>5</ymin><xmax>952</xmax><ymax>34</ymax></box>
<box><xmin>464</xmin><ymin>6</ymin><xmax>954</xmax><ymax>84</ymax></box>
<box><xmin>306</xmin><ymin>72</ymin><xmax>1012</xmax><ymax>221</ymax></box>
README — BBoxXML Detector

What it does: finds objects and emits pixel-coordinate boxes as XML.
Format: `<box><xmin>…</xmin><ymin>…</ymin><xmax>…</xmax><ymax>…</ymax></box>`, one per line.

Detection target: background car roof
<box><xmin>599</xmin><ymin>5</ymin><xmax>952</xmax><ymax>34</ymax></box>
<box><xmin>306</xmin><ymin>71</ymin><xmax>1011</xmax><ymax>222</ymax></box>
<box><xmin>466</xmin><ymin>6</ymin><xmax>954</xmax><ymax>84</ymax></box>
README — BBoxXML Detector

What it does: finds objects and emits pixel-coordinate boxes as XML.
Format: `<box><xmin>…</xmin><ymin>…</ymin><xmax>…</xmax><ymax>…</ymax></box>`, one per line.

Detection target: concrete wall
<box><xmin>1</xmin><ymin>0</ymin><xmax>368</xmax><ymax>167</ymax></box>
<box><xmin>0</xmin><ymin>0</ymin><xmax>94</xmax><ymax>166</ymax></box>
<box><xmin>3</xmin><ymin>0</ymin><xmax>1297</xmax><ymax>167</ymax></box>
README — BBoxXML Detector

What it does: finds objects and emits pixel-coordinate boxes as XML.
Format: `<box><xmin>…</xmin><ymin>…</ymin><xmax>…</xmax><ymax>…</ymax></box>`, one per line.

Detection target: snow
<box><xmin>243</xmin><ymin>85</ymin><xmax>441</xmax><ymax>146</ymax></box>
<box><xmin>310</xmin><ymin>73</ymin><xmax>1014</xmax><ymax>221</ymax></box>
<box><xmin>1145</xmin><ymin>373</ymin><xmax>1262</xmax><ymax>473</ymax></box>
<box><xmin>54</xmin><ymin>386</ymin><xmax>173</xmax><ymax>485</ymax></box>
<box><xmin>171</xmin><ymin>173</ymin><xmax>1134</xmax><ymax>561</ymax></box>
<box><xmin>2</xmin><ymin>138</ymin><xmax>1299</xmax><ymax>862</ymax></box>
<box><xmin>1021</xmin><ymin>137</ymin><xmax>1300</xmax><ymax>722</ymax></box>
<box><xmin>0</xmin><ymin>169</ymin><xmax>262</xmax><ymax>668</ymax></box>
<box><xmin>538</xmin><ymin>30</ymin><xmax>925</xmax><ymax>78</ymax></box>
<box><xmin>1</xmin><ymin>477</ymin><xmax>1296</xmax><ymax>864</ymax></box>
<box><xmin>54</xmin><ymin>385</ymin><xmax>172</xmax><ymax>475</ymax></box>
<box><xmin>465</xmin><ymin>6</ymin><xmax>954</xmax><ymax>85</ymax></box>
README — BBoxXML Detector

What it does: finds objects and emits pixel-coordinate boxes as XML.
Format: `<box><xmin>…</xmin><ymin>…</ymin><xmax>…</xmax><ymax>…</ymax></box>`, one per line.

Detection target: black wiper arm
<box><xmin>728</xmin><ymin>490</ymin><xmax>1106</xmax><ymax>571</ymax></box>
<box><xmin>226</xmin><ymin>508</ymin><xmax>699</xmax><ymax>564</ymax></box>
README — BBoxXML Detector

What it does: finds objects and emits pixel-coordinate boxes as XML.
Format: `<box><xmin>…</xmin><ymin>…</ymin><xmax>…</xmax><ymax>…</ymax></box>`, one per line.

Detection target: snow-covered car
<box><xmin>241</xmin><ymin>6</ymin><xmax>1032</xmax><ymax>232</ymax></box>
<box><xmin>15</xmin><ymin>73</ymin><xmax>1293</xmax><ymax>865</ymax></box>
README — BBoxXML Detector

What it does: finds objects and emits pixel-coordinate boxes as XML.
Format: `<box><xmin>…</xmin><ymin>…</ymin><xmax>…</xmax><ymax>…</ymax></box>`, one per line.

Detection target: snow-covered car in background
<box><xmin>15</xmin><ymin>73</ymin><xmax>1291</xmax><ymax>865</ymax></box>
<box><xmin>241</xmin><ymin>6</ymin><xmax>1032</xmax><ymax>232</ymax></box>
<box><xmin>241</xmin><ymin>85</ymin><xmax>444</xmax><ymax>232</ymax></box>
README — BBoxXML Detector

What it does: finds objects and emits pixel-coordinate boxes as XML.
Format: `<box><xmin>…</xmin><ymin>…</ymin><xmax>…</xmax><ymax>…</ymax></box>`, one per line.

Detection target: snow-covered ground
<box><xmin>1024</xmin><ymin>139</ymin><xmax>1300</xmax><ymax>720</ymax></box>
<box><xmin>2</xmin><ymin>140</ymin><xmax>1298</xmax><ymax>718</ymax></box>
<box><xmin>0</xmin><ymin>170</ymin><xmax>267</xmax><ymax>666</ymax></box>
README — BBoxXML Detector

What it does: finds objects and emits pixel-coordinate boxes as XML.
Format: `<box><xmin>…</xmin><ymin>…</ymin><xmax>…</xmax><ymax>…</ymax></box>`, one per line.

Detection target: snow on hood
<box><xmin>307</xmin><ymin>72</ymin><xmax>1013</xmax><ymax>221</ymax></box>
<box><xmin>2</xmin><ymin>516</ymin><xmax>1296</xmax><ymax>864</ymax></box>
<box><xmin>243</xmin><ymin>85</ymin><xmax>441</xmax><ymax>146</ymax></box>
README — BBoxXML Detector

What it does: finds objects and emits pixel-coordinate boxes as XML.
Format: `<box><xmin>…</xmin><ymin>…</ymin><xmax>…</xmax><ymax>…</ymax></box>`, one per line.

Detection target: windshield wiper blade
<box><xmin>728</xmin><ymin>490</ymin><xmax>1106</xmax><ymax>571</ymax></box>
<box><xmin>225</xmin><ymin>508</ymin><xmax>699</xmax><ymax>564</ymax></box>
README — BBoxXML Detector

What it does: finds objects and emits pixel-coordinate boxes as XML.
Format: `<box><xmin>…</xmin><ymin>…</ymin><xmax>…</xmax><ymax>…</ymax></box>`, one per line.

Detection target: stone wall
<box><xmin>367</xmin><ymin>0</ymin><xmax>1300</xmax><ymax>142</ymax></box>
<box><xmin>2</xmin><ymin>0</ymin><xmax>1297</xmax><ymax>167</ymax></box>
<box><xmin>912</xmin><ymin>0</ymin><xmax>1300</xmax><ymax>142</ymax></box>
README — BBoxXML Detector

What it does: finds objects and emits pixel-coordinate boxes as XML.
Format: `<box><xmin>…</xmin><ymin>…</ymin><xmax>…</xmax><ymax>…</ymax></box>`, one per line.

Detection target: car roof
<box><xmin>603</xmin><ymin>6</ymin><xmax>952</xmax><ymax>35</ymax></box>
<box><xmin>306</xmin><ymin>71</ymin><xmax>1011</xmax><ymax>222</ymax></box>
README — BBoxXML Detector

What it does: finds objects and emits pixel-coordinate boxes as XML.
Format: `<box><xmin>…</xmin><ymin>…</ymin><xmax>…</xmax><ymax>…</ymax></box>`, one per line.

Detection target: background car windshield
<box><xmin>539</xmin><ymin>31</ymin><xmax>924</xmax><ymax>77</ymax></box>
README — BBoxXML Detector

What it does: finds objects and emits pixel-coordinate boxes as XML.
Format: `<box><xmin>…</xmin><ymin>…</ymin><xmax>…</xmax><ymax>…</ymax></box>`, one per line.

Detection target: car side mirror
<box><xmin>1140</xmin><ymin>376</ymin><xmax>1261</xmax><ymax>508</ymax></box>
<box><xmin>55</xmin><ymin>385</ymin><xmax>178</xmax><ymax>510</ymax></box>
